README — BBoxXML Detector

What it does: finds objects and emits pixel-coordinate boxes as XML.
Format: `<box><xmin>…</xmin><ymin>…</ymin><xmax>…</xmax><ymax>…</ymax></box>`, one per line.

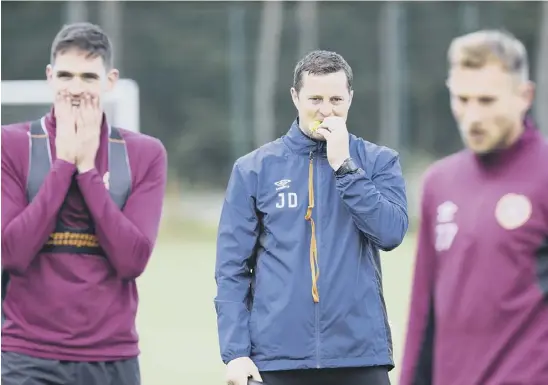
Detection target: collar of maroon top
<box><xmin>44</xmin><ymin>107</ymin><xmax>110</xmax><ymax>138</ymax></box>
<box><xmin>472</xmin><ymin>116</ymin><xmax>542</xmax><ymax>170</ymax></box>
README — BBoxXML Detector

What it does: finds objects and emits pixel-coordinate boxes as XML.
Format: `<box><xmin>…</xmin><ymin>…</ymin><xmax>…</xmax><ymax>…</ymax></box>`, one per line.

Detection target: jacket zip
<box><xmin>310</xmin><ymin>150</ymin><xmax>321</xmax><ymax>369</ymax></box>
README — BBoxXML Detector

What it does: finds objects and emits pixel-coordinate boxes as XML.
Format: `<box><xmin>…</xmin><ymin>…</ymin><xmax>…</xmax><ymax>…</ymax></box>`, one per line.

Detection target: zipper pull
<box><xmin>309</xmin><ymin>151</ymin><xmax>314</xmax><ymax>160</ymax></box>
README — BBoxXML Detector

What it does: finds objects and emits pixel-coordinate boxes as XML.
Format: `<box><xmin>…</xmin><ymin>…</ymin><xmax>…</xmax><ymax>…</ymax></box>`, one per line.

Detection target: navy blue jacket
<box><xmin>215</xmin><ymin>120</ymin><xmax>409</xmax><ymax>371</ymax></box>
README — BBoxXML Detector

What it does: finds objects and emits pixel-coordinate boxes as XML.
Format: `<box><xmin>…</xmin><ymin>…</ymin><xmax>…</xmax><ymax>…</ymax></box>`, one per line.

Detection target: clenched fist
<box><xmin>315</xmin><ymin>116</ymin><xmax>351</xmax><ymax>171</ymax></box>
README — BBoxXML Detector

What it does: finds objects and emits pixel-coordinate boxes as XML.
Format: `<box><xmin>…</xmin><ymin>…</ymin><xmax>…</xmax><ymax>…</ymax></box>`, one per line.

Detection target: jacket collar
<box><xmin>282</xmin><ymin>118</ymin><xmax>328</xmax><ymax>156</ymax></box>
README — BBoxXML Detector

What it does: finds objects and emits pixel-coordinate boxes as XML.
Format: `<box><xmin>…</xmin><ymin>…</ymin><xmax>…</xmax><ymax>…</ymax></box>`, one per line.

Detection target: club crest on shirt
<box><xmin>103</xmin><ymin>172</ymin><xmax>110</xmax><ymax>190</ymax></box>
<box><xmin>495</xmin><ymin>193</ymin><xmax>532</xmax><ymax>230</ymax></box>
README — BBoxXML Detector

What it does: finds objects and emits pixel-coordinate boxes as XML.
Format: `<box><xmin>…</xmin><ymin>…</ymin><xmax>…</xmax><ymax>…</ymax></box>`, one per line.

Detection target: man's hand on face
<box><xmin>55</xmin><ymin>91</ymin><xmax>78</xmax><ymax>164</ymax></box>
<box><xmin>225</xmin><ymin>357</ymin><xmax>263</xmax><ymax>385</ymax></box>
<box><xmin>316</xmin><ymin>116</ymin><xmax>351</xmax><ymax>171</ymax></box>
<box><xmin>75</xmin><ymin>93</ymin><xmax>102</xmax><ymax>174</ymax></box>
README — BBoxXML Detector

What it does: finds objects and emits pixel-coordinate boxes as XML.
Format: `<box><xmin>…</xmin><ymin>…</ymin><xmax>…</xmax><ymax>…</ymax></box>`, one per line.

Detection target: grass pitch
<box><xmin>137</xmin><ymin>219</ymin><xmax>417</xmax><ymax>385</ymax></box>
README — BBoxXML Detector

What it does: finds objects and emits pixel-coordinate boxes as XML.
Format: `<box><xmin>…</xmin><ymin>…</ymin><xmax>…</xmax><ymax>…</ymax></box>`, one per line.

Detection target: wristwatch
<box><xmin>334</xmin><ymin>157</ymin><xmax>359</xmax><ymax>176</ymax></box>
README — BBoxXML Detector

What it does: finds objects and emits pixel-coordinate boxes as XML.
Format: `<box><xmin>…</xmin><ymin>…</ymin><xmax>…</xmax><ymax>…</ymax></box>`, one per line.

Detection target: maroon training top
<box><xmin>400</xmin><ymin>122</ymin><xmax>548</xmax><ymax>385</ymax></box>
<box><xmin>1</xmin><ymin>110</ymin><xmax>167</xmax><ymax>361</ymax></box>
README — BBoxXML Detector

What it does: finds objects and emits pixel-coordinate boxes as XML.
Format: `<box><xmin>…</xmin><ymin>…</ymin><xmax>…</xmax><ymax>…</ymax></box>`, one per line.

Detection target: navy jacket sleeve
<box><xmin>335</xmin><ymin>147</ymin><xmax>409</xmax><ymax>251</ymax></box>
<box><xmin>214</xmin><ymin>162</ymin><xmax>259</xmax><ymax>364</ymax></box>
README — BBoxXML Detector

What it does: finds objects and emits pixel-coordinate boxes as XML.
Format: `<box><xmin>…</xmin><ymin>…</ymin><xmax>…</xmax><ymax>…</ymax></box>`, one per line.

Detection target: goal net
<box><xmin>1</xmin><ymin>79</ymin><xmax>140</xmax><ymax>132</ymax></box>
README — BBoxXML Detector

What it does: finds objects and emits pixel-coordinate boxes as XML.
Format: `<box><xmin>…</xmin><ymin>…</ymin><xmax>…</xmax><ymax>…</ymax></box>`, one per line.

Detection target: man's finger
<box><xmin>76</xmin><ymin>105</ymin><xmax>85</xmax><ymax>129</ymax></box>
<box><xmin>58</xmin><ymin>94</ymin><xmax>67</xmax><ymax>108</ymax></box>
<box><xmin>85</xmin><ymin>94</ymin><xmax>98</xmax><ymax>128</ymax></box>
<box><xmin>84</xmin><ymin>96</ymin><xmax>94</xmax><ymax>127</ymax></box>
<box><xmin>324</xmin><ymin>122</ymin><xmax>337</xmax><ymax>132</ymax></box>
<box><xmin>316</xmin><ymin>127</ymin><xmax>332</xmax><ymax>140</ymax></box>
<box><xmin>71</xmin><ymin>106</ymin><xmax>79</xmax><ymax>123</ymax></box>
<box><xmin>56</xmin><ymin>94</ymin><xmax>69</xmax><ymax>117</ymax></box>
<box><xmin>318</xmin><ymin>121</ymin><xmax>332</xmax><ymax>131</ymax></box>
<box><xmin>92</xmin><ymin>95</ymin><xmax>102</xmax><ymax>125</ymax></box>
<box><xmin>56</xmin><ymin>90</ymin><xmax>67</xmax><ymax>102</ymax></box>
<box><xmin>82</xmin><ymin>94</ymin><xmax>91</xmax><ymax>113</ymax></box>
<box><xmin>64</xmin><ymin>95</ymin><xmax>72</xmax><ymax>110</ymax></box>
<box><xmin>92</xmin><ymin>95</ymin><xmax>100</xmax><ymax>110</ymax></box>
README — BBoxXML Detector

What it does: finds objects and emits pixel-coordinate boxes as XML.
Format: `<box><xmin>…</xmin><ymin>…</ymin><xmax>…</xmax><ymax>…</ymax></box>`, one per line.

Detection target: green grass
<box><xmin>136</xmin><ymin>221</ymin><xmax>417</xmax><ymax>385</ymax></box>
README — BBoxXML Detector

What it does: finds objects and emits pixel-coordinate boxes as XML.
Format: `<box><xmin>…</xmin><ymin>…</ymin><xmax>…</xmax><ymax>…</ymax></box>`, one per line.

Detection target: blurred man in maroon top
<box><xmin>400</xmin><ymin>29</ymin><xmax>548</xmax><ymax>385</ymax></box>
<box><xmin>1</xmin><ymin>22</ymin><xmax>167</xmax><ymax>385</ymax></box>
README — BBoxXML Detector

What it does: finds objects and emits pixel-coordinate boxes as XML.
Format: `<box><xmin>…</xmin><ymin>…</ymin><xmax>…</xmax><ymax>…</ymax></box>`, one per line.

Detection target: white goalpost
<box><xmin>1</xmin><ymin>79</ymin><xmax>140</xmax><ymax>132</ymax></box>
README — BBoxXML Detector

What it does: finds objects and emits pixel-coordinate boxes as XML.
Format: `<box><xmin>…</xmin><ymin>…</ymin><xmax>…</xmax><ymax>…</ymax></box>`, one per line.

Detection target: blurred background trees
<box><xmin>2</xmin><ymin>1</ymin><xmax>543</xmax><ymax>192</ymax></box>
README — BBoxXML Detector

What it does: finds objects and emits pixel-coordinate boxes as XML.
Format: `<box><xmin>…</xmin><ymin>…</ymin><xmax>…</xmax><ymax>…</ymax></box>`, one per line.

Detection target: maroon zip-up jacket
<box><xmin>400</xmin><ymin>121</ymin><xmax>548</xmax><ymax>385</ymax></box>
<box><xmin>1</xmin><ymin>110</ymin><xmax>167</xmax><ymax>361</ymax></box>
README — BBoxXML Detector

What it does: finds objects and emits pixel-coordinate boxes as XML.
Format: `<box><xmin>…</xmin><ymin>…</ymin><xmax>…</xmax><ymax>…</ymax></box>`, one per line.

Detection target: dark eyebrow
<box><xmin>56</xmin><ymin>71</ymin><xmax>73</xmax><ymax>77</ymax></box>
<box><xmin>56</xmin><ymin>71</ymin><xmax>100</xmax><ymax>80</ymax></box>
<box><xmin>308</xmin><ymin>95</ymin><xmax>345</xmax><ymax>99</ymax></box>
<box><xmin>81</xmin><ymin>72</ymin><xmax>100</xmax><ymax>80</ymax></box>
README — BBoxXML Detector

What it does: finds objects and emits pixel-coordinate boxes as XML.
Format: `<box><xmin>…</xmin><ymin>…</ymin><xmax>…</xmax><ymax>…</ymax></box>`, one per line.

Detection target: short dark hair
<box><xmin>50</xmin><ymin>22</ymin><xmax>113</xmax><ymax>69</ymax></box>
<box><xmin>293</xmin><ymin>50</ymin><xmax>353</xmax><ymax>92</ymax></box>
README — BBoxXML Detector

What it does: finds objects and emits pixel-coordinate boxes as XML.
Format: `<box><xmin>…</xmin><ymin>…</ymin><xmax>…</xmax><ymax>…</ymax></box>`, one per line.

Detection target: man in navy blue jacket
<box><xmin>215</xmin><ymin>50</ymin><xmax>409</xmax><ymax>385</ymax></box>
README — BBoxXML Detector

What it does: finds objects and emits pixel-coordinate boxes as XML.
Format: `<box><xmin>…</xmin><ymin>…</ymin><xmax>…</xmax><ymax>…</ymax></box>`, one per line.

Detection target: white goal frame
<box><xmin>1</xmin><ymin>79</ymin><xmax>140</xmax><ymax>132</ymax></box>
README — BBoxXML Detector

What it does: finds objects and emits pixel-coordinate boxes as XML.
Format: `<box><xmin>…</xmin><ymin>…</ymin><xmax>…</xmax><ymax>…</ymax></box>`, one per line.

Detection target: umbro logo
<box><xmin>275</xmin><ymin>179</ymin><xmax>291</xmax><ymax>191</ymax></box>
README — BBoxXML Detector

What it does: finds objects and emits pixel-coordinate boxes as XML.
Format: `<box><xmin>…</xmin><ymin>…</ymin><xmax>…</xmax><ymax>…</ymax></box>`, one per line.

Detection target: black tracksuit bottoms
<box><xmin>1</xmin><ymin>351</ymin><xmax>140</xmax><ymax>385</ymax></box>
<box><xmin>260</xmin><ymin>366</ymin><xmax>391</xmax><ymax>385</ymax></box>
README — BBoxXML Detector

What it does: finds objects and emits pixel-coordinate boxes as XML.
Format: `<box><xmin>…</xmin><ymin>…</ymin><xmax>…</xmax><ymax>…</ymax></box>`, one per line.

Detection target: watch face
<box><xmin>336</xmin><ymin>159</ymin><xmax>358</xmax><ymax>176</ymax></box>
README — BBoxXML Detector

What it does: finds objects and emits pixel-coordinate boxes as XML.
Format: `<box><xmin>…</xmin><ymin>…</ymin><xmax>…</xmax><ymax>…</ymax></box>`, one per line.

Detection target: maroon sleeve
<box><xmin>1</xmin><ymin>126</ymin><xmax>76</xmax><ymax>273</ymax></box>
<box><xmin>76</xmin><ymin>137</ymin><xmax>167</xmax><ymax>279</ymax></box>
<box><xmin>399</xmin><ymin>171</ymin><xmax>437</xmax><ymax>385</ymax></box>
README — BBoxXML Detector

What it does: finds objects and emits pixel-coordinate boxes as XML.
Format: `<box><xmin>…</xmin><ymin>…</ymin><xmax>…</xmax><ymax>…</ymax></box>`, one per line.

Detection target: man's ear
<box><xmin>349</xmin><ymin>89</ymin><xmax>354</xmax><ymax>107</ymax></box>
<box><xmin>106</xmin><ymin>68</ymin><xmax>120</xmax><ymax>91</ymax></box>
<box><xmin>46</xmin><ymin>64</ymin><xmax>53</xmax><ymax>83</ymax></box>
<box><xmin>522</xmin><ymin>80</ymin><xmax>535</xmax><ymax>112</ymax></box>
<box><xmin>290</xmin><ymin>87</ymin><xmax>299</xmax><ymax>110</ymax></box>
<box><xmin>445</xmin><ymin>77</ymin><xmax>453</xmax><ymax>92</ymax></box>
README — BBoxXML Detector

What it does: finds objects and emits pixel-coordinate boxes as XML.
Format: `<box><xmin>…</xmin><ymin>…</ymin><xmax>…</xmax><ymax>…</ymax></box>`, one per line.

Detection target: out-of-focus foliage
<box><xmin>1</xmin><ymin>1</ymin><xmax>542</xmax><ymax>187</ymax></box>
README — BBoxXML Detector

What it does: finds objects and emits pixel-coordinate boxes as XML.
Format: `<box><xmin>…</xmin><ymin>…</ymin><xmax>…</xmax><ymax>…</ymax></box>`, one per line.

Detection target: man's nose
<box><xmin>461</xmin><ymin>104</ymin><xmax>484</xmax><ymax>126</ymax></box>
<box><xmin>67</xmin><ymin>77</ymin><xmax>86</xmax><ymax>96</ymax></box>
<box><xmin>319</xmin><ymin>102</ymin><xmax>334</xmax><ymax>117</ymax></box>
